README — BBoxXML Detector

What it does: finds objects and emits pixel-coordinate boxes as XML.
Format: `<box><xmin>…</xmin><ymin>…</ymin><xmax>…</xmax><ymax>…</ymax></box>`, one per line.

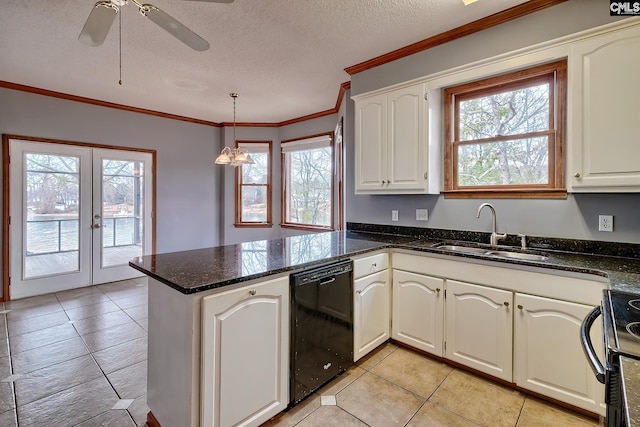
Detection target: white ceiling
<box><xmin>0</xmin><ymin>0</ymin><xmax>530</xmax><ymax>124</ymax></box>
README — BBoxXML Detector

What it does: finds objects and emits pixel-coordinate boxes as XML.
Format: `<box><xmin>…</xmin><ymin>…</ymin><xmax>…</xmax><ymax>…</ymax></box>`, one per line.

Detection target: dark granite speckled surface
<box><xmin>130</xmin><ymin>224</ymin><xmax>640</xmax><ymax>295</ymax></box>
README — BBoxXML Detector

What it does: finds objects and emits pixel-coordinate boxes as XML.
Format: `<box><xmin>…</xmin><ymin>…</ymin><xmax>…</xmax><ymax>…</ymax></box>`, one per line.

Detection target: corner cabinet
<box><xmin>354</xmin><ymin>83</ymin><xmax>434</xmax><ymax>194</ymax></box>
<box><xmin>201</xmin><ymin>276</ymin><xmax>289</xmax><ymax>427</ymax></box>
<box><xmin>569</xmin><ymin>23</ymin><xmax>640</xmax><ymax>191</ymax></box>
<box><xmin>353</xmin><ymin>252</ymin><xmax>390</xmax><ymax>361</ymax></box>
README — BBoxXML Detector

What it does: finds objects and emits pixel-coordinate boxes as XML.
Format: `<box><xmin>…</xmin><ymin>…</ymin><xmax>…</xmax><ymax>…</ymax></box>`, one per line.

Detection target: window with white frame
<box><xmin>281</xmin><ymin>133</ymin><xmax>334</xmax><ymax>230</ymax></box>
<box><xmin>235</xmin><ymin>141</ymin><xmax>272</xmax><ymax>226</ymax></box>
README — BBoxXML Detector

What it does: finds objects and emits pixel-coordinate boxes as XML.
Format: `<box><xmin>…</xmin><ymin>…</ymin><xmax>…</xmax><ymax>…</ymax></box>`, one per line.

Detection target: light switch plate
<box><xmin>416</xmin><ymin>209</ymin><xmax>429</xmax><ymax>221</ymax></box>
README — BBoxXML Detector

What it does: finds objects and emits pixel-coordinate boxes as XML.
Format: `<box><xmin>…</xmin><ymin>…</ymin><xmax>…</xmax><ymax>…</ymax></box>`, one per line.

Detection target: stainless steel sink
<box><xmin>485</xmin><ymin>250</ymin><xmax>548</xmax><ymax>261</ymax></box>
<box><xmin>436</xmin><ymin>244</ymin><xmax>548</xmax><ymax>262</ymax></box>
<box><xmin>437</xmin><ymin>245</ymin><xmax>491</xmax><ymax>255</ymax></box>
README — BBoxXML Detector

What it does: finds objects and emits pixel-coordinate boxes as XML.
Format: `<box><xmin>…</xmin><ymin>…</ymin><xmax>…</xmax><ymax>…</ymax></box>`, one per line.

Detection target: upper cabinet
<box><xmin>354</xmin><ymin>83</ymin><xmax>437</xmax><ymax>194</ymax></box>
<box><xmin>569</xmin><ymin>23</ymin><xmax>640</xmax><ymax>192</ymax></box>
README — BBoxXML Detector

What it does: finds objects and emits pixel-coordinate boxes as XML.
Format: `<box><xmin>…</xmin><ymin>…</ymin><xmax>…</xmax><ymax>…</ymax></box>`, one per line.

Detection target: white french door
<box><xmin>9</xmin><ymin>139</ymin><xmax>153</xmax><ymax>299</ymax></box>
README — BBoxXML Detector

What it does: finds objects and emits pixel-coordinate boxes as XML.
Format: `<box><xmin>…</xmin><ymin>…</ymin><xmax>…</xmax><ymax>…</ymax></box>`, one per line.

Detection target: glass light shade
<box><xmin>215</xmin><ymin>151</ymin><xmax>231</xmax><ymax>164</ymax></box>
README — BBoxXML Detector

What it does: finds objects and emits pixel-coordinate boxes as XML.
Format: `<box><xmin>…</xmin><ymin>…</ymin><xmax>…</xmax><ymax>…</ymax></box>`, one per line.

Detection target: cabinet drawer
<box><xmin>353</xmin><ymin>252</ymin><xmax>389</xmax><ymax>279</ymax></box>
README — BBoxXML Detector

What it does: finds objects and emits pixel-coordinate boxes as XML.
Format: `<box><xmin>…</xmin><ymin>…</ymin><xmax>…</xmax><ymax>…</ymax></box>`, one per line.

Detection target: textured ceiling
<box><xmin>0</xmin><ymin>0</ymin><xmax>529</xmax><ymax>123</ymax></box>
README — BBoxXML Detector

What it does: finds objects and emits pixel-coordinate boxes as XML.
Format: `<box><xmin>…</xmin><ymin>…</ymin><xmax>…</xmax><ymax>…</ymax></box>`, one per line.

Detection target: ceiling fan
<box><xmin>79</xmin><ymin>0</ymin><xmax>234</xmax><ymax>52</ymax></box>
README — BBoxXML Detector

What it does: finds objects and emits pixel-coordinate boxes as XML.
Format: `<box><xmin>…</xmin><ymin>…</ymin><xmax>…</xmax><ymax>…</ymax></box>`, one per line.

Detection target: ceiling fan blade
<box><xmin>141</xmin><ymin>4</ymin><xmax>210</xmax><ymax>51</ymax></box>
<box><xmin>78</xmin><ymin>1</ymin><xmax>118</xmax><ymax>47</ymax></box>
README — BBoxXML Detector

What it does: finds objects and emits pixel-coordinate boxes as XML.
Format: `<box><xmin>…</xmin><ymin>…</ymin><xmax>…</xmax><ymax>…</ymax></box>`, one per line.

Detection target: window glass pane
<box><xmin>25</xmin><ymin>153</ymin><xmax>80</xmax><ymax>277</ymax></box>
<box><xmin>459</xmin><ymin>83</ymin><xmax>549</xmax><ymax>141</ymax></box>
<box><xmin>457</xmin><ymin>137</ymin><xmax>549</xmax><ymax>186</ymax></box>
<box><xmin>241</xmin><ymin>186</ymin><xmax>267</xmax><ymax>222</ymax></box>
<box><xmin>286</xmin><ymin>147</ymin><xmax>332</xmax><ymax>227</ymax></box>
<box><xmin>241</xmin><ymin>152</ymin><xmax>268</xmax><ymax>184</ymax></box>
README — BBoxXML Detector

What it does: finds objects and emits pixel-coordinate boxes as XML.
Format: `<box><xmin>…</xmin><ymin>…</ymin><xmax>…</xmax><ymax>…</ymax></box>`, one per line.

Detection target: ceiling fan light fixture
<box><xmin>463</xmin><ymin>0</ymin><xmax>479</xmax><ymax>5</ymax></box>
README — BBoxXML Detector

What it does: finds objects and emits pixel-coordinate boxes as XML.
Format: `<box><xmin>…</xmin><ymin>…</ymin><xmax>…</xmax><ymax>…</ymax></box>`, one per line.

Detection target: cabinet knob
<box><xmin>356</xmin><ymin>290</ymin><xmax>361</xmax><ymax>295</ymax></box>
<box><xmin>372</xmin><ymin>262</ymin><xmax>377</xmax><ymax>267</ymax></box>
<box><xmin>517</xmin><ymin>304</ymin><xmax>523</xmax><ymax>310</ymax></box>
<box><xmin>381</xmin><ymin>180</ymin><xmax>386</xmax><ymax>185</ymax></box>
<box><xmin>574</xmin><ymin>173</ymin><xmax>581</xmax><ymax>178</ymax></box>
<box><xmin>249</xmin><ymin>289</ymin><xmax>257</xmax><ymax>296</ymax></box>
<box><xmin>436</xmin><ymin>288</ymin><xmax>441</xmax><ymax>294</ymax></box>
<box><xmin>504</xmin><ymin>302</ymin><xmax>510</xmax><ymax>307</ymax></box>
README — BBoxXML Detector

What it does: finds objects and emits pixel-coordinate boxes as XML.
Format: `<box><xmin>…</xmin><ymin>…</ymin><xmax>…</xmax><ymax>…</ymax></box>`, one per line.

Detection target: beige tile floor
<box><xmin>0</xmin><ymin>278</ymin><xmax>149</xmax><ymax>426</ymax></box>
<box><xmin>264</xmin><ymin>343</ymin><xmax>602</xmax><ymax>427</ymax></box>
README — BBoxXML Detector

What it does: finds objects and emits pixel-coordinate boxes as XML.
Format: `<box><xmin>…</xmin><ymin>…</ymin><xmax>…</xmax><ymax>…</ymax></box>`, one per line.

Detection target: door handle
<box><xmin>92</xmin><ymin>223</ymin><xmax>102</xmax><ymax>229</ymax></box>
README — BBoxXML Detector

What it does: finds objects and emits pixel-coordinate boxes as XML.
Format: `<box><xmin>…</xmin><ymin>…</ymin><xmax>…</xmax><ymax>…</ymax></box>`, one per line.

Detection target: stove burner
<box><xmin>626</xmin><ymin>322</ymin><xmax>640</xmax><ymax>338</ymax></box>
<box><xmin>629</xmin><ymin>300</ymin><xmax>640</xmax><ymax>311</ymax></box>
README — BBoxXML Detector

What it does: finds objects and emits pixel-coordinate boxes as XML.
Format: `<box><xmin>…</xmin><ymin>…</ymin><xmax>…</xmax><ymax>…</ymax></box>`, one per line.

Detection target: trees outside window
<box><xmin>444</xmin><ymin>59</ymin><xmax>567</xmax><ymax>198</ymax></box>
<box><xmin>235</xmin><ymin>141</ymin><xmax>272</xmax><ymax>227</ymax></box>
<box><xmin>281</xmin><ymin>133</ymin><xmax>334</xmax><ymax>230</ymax></box>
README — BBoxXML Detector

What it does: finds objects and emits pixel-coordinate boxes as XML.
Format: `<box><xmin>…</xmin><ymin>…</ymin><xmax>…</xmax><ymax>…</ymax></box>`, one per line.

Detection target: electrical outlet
<box><xmin>598</xmin><ymin>215</ymin><xmax>614</xmax><ymax>232</ymax></box>
<box><xmin>416</xmin><ymin>209</ymin><xmax>429</xmax><ymax>221</ymax></box>
<box><xmin>392</xmin><ymin>210</ymin><xmax>399</xmax><ymax>222</ymax></box>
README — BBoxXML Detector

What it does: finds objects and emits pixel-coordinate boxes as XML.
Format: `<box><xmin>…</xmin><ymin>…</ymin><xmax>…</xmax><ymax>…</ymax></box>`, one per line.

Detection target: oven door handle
<box><xmin>580</xmin><ymin>305</ymin><xmax>606</xmax><ymax>384</ymax></box>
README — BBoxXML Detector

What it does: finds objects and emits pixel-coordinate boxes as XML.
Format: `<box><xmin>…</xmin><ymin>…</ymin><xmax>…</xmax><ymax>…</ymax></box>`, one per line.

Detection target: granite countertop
<box><xmin>129</xmin><ymin>229</ymin><xmax>640</xmax><ymax>295</ymax></box>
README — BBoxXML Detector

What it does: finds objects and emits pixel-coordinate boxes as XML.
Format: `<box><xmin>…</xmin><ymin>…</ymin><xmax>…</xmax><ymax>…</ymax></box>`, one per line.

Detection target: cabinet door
<box><xmin>445</xmin><ymin>280</ymin><xmax>513</xmax><ymax>381</ymax></box>
<box><xmin>514</xmin><ymin>293</ymin><xmax>604</xmax><ymax>415</ymax></box>
<box><xmin>201</xmin><ymin>277</ymin><xmax>289</xmax><ymax>427</ymax></box>
<box><xmin>387</xmin><ymin>84</ymin><xmax>428</xmax><ymax>192</ymax></box>
<box><xmin>354</xmin><ymin>270</ymin><xmax>390</xmax><ymax>361</ymax></box>
<box><xmin>355</xmin><ymin>93</ymin><xmax>387</xmax><ymax>192</ymax></box>
<box><xmin>392</xmin><ymin>270</ymin><xmax>443</xmax><ymax>356</ymax></box>
<box><xmin>569</xmin><ymin>24</ymin><xmax>640</xmax><ymax>191</ymax></box>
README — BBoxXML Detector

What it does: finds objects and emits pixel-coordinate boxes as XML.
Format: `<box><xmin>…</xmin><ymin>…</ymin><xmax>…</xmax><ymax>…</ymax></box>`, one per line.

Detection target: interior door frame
<box><xmin>2</xmin><ymin>134</ymin><xmax>157</xmax><ymax>302</ymax></box>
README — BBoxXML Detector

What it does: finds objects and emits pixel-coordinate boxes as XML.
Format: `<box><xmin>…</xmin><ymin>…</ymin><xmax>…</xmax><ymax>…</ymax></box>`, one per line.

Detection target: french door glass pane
<box><xmin>101</xmin><ymin>159</ymin><xmax>144</xmax><ymax>267</ymax></box>
<box><xmin>24</xmin><ymin>153</ymin><xmax>80</xmax><ymax>278</ymax></box>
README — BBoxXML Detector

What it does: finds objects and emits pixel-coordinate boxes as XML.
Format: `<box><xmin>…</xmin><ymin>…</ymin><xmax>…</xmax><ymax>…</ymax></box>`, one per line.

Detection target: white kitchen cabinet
<box><xmin>354</xmin><ymin>269</ymin><xmax>390</xmax><ymax>361</ymax></box>
<box><xmin>391</xmin><ymin>269</ymin><xmax>444</xmax><ymax>356</ymax></box>
<box><xmin>569</xmin><ymin>23</ymin><xmax>640</xmax><ymax>191</ymax></box>
<box><xmin>514</xmin><ymin>293</ymin><xmax>603</xmax><ymax>414</ymax></box>
<box><xmin>444</xmin><ymin>279</ymin><xmax>514</xmax><ymax>382</ymax></box>
<box><xmin>201</xmin><ymin>276</ymin><xmax>289</xmax><ymax>427</ymax></box>
<box><xmin>354</xmin><ymin>83</ymin><xmax>431</xmax><ymax>194</ymax></box>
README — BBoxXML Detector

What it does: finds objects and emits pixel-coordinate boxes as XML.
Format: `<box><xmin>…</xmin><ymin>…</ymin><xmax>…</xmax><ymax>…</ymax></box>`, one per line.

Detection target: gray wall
<box><xmin>346</xmin><ymin>0</ymin><xmax>640</xmax><ymax>244</ymax></box>
<box><xmin>0</xmin><ymin>88</ymin><xmax>222</xmax><ymax>296</ymax></box>
<box><xmin>220</xmin><ymin>113</ymin><xmax>340</xmax><ymax>245</ymax></box>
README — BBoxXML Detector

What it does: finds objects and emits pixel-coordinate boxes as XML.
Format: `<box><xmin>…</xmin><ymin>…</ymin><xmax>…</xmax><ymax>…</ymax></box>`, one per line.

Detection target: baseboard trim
<box><xmin>147</xmin><ymin>411</ymin><xmax>161</xmax><ymax>427</ymax></box>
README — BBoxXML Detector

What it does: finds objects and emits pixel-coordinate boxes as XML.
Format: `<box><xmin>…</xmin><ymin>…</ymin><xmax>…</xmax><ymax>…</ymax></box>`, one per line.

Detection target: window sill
<box><xmin>443</xmin><ymin>189</ymin><xmax>567</xmax><ymax>199</ymax></box>
<box><xmin>280</xmin><ymin>224</ymin><xmax>334</xmax><ymax>232</ymax></box>
<box><xmin>234</xmin><ymin>223</ymin><xmax>273</xmax><ymax>228</ymax></box>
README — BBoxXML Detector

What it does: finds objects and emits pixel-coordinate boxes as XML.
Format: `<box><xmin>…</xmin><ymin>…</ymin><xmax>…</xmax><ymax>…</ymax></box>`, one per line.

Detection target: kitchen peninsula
<box><xmin>129</xmin><ymin>226</ymin><xmax>640</xmax><ymax>427</ymax></box>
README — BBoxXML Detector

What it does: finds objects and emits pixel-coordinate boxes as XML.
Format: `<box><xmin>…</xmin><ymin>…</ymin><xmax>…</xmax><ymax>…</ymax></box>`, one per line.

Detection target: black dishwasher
<box><xmin>290</xmin><ymin>259</ymin><xmax>354</xmax><ymax>405</ymax></box>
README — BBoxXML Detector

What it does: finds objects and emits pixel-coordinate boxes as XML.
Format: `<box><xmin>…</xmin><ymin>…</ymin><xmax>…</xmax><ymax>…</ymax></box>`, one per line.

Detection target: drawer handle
<box><xmin>249</xmin><ymin>289</ymin><xmax>257</xmax><ymax>296</ymax></box>
<box><xmin>504</xmin><ymin>302</ymin><xmax>509</xmax><ymax>307</ymax></box>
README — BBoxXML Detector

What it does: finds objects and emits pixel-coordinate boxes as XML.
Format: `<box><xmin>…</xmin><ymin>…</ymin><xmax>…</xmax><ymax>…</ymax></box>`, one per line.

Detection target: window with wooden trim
<box><xmin>444</xmin><ymin>59</ymin><xmax>567</xmax><ymax>198</ymax></box>
<box><xmin>281</xmin><ymin>133</ymin><xmax>334</xmax><ymax>231</ymax></box>
<box><xmin>235</xmin><ymin>141</ymin><xmax>272</xmax><ymax>227</ymax></box>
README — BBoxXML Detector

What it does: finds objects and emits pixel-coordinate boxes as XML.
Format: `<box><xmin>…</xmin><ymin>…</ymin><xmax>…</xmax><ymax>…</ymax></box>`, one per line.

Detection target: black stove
<box><xmin>603</xmin><ymin>289</ymin><xmax>640</xmax><ymax>360</ymax></box>
<box><xmin>582</xmin><ymin>289</ymin><xmax>640</xmax><ymax>427</ymax></box>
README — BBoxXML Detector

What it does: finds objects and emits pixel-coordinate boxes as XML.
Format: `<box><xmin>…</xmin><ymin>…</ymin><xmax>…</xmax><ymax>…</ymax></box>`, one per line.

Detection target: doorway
<box><xmin>5</xmin><ymin>137</ymin><xmax>154</xmax><ymax>299</ymax></box>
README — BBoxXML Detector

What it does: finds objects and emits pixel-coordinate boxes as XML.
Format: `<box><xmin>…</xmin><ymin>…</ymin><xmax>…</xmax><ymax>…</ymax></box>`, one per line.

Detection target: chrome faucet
<box><xmin>476</xmin><ymin>203</ymin><xmax>507</xmax><ymax>246</ymax></box>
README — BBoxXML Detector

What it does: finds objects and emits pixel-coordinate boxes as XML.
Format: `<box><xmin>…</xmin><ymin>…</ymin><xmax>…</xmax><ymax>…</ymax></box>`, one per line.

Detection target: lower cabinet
<box><xmin>444</xmin><ymin>280</ymin><xmax>513</xmax><ymax>382</ymax></box>
<box><xmin>514</xmin><ymin>293</ymin><xmax>604</xmax><ymax>412</ymax></box>
<box><xmin>354</xmin><ymin>269</ymin><xmax>390</xmax><ymax>361</ymax></box>
<box><xmin>391</xmin><ymin>269</ymin><xmax>444</xmax><ymax>356</ymax></box>
<box><xmin>201</xmin><ymin>276</ymin><xmax>289</xmax><ymax>427</ymax></box>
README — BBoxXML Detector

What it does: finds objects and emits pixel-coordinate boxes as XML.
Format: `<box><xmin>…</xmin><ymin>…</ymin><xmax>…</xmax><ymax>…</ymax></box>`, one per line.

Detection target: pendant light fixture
<box><xmin>215</xmin><ymin>93</ymin><xmax>254</xmax><ymax>167</ymax></box>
